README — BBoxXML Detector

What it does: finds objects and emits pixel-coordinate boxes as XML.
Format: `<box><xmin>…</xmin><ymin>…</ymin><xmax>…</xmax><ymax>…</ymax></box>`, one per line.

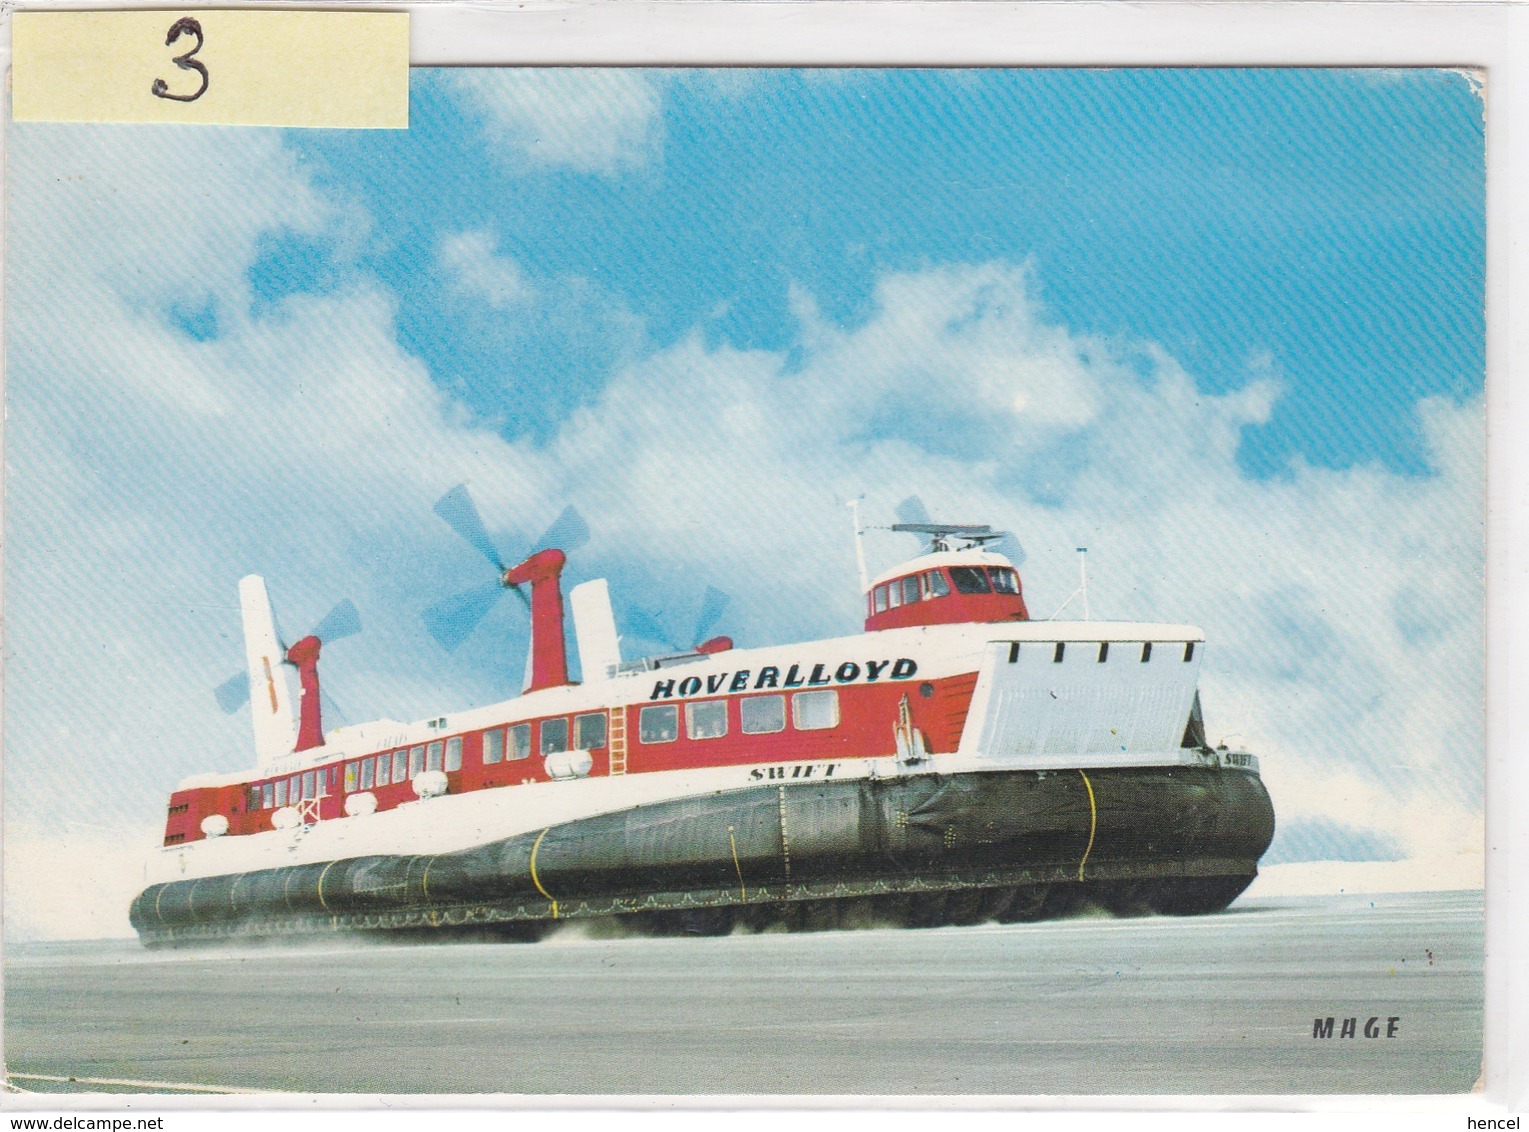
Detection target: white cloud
<box><xmin>5</xmin><ymin>125</ymin><xmax>559</xmax><ymax>938</ymax></box>
<box><xmin>437</xmin><ymin>229</ymin><xmax>534</xmax><ymax>310</ymax></box>
<box><xmin>438</xmin><ymin>69</ymin><xmax>662</xmax><ymax>174</ymax></box>
<box><xmin>5</xmin><ymin>127</ymin><xmax>1482</xmax><ymax>940</ymax></box>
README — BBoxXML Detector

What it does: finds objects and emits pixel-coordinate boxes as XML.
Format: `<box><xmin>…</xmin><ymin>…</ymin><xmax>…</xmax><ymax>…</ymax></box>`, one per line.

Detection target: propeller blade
<box><xmin>992</xmin><ymin>532</ymin><xmax>1027</xmax><ymax>566</ymax></box>
<box><xmin>626</xmin><ymin>607</ymin><xmax>679</xmax><ymax>652</ymax></box>
<box><xmin>692</xmin><ymin>586</ymin><xmax>731</xmax><ymax>645</ymax></box>
<box><xmin>433</xmin><ymin>484</ymin><xmax>505</xmax><ymax>570</ymax></box>
<box><xmin>319</xmin><ymin>688</ymin><xmax>349</xmax><ymax>732</ymax></box>
<box><xmin>536</xmin><ymin>504</ymin><xmax>590</xmax><ymax>555</ymax></box>
<box><xmin>422</xmin><ymin>580</ymin><xmax>509</xmax><ymax>652</ymax></box>
<box><xmin>214</xmin><ymin>672</ymin><xmax>250</xmax><ymax>714</ymax></box>
<box><xmin>895</xmin><ymin>495</ymin><xmax>932</xmax><ymax>526</ymax></box>
<box><xmin>310</xmin><ymin>598</ymin><xmax>362</xmax><ymax>645</ymax></box>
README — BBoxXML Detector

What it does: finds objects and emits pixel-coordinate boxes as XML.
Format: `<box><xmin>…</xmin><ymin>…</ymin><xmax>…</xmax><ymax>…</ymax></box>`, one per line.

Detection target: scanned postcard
<box><xmin>4</xmin><ymin>49</ymin><xmax>1485</xmax><ymax>1097</ymax></box>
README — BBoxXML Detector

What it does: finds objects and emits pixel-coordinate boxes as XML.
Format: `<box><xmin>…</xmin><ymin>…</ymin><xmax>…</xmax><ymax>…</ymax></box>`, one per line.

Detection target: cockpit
<box><xmin>864</xmin><ymin>553</ymin><xmax>1029</xmax><ymax>632</ymax></box>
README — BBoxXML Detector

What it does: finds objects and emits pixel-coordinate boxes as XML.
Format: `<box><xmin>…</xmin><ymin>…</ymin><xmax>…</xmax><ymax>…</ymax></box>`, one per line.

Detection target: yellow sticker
<box><xmin>12</xmin><ymin>10</ymin><xmax>409</xmax><ymax>128</ymax></box>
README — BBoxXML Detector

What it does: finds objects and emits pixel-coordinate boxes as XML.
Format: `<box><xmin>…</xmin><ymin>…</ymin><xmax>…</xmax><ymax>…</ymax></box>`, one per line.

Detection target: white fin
<box><xmin>570</xmin><ymin>578</ymin><xmax>621</xmax><ymax>682</ymax></box>
<box><xmin>238</xmin><ymin>575</ymin><xmax>297</xmax><ymax>765</ymax></box>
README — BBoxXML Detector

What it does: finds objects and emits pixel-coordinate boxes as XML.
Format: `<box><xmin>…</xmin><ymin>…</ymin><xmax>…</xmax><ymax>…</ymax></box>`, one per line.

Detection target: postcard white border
<box><xmin>0</xmin><ymin>0</ymin><xmax>1523</xmax><ymax>1123</ymax></box>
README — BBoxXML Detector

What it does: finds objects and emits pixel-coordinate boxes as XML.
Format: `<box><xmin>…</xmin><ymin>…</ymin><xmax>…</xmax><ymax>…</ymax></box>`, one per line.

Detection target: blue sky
<box><xmin>5</xmin><ymin>68</ymin><xmax>1486</xmax><ymax>937</ymax></box>
<box><xmin>258</xmin><ymin>69</ymin><xmax>1482</xmax><ymax>473</ymax></box>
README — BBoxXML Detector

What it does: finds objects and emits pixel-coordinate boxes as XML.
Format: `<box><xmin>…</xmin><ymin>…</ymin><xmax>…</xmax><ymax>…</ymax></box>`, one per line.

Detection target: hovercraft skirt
<box><xmin>130</xmin><ymin>765</ymin><xmax>1275</xmax><ymax>944</ymax></box>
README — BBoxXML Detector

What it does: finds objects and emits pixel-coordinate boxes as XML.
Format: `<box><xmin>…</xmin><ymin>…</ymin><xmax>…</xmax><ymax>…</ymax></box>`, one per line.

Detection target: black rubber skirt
<box><xmin>131</xmin><ymin>765</ymin><xmax>1275</xmax><ymax>945</ymax></box>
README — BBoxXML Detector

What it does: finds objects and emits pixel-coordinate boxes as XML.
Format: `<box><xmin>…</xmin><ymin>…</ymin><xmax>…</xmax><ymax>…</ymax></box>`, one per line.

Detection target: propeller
<box><xmin>213</xmin><ymin>596</ymin><xmax>362</xmax><ymax>714</ymax></box>
<box><xmin>625</xmin><ymin>585</ymin><xmax>733</xmax><ymax>653</ymax></box>
<box><xmin>422</xmin><ymin>484</ymin><xmax>590</xmax><ymax>652</ymax></box>
<box><xmin>895</xmin><ymin>495</ymin><xmax>933</xmax><ymax>526</ymax></box>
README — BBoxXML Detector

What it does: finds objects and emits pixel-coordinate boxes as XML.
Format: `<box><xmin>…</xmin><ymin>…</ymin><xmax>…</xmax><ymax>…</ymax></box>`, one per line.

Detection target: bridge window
<box><xmin>275</xmin><ymin>779</ymin><xmax>288</xmax><ymax>807</ymax></box>
<box><xmin>874</xmin><ymin>584</ymin><xmax>889</xmax><ymax>613</ymax></box>
<box><xmin>950</xmin><ymin>566</ymin><xmax>991</xmax><ymax>594</ymax></box>
<box><xmin>1184</xmin><ymin>641</ymin><xmax>1197</xmax><ymax>662</ymax></box>
<box><xmin>989</xmin><ymin>568</ymin><xmax>1020</xmax><ymax>595</ymax></box>
<box><xmin>575</xmin><ymin>712</ymin><xmax>607</xmax><ymax>750</ymax></box>
<box><xmin>900</xmin><ymin>576</ymin><xmax>921</xmax><ymax>605</ymax></box>
<box><xmin>445</xmin><ymin>737</ymin><xmax>463</xmax><ymax>772</ymax></box>
<box><xmin>247</xmin><ymin>786</ymin><xmax>262</xmax><ymax>812</ymax></box>
<box><xmin>301</xmin><ymin>772</ymin><xmax>315</xmax><ymax>800</ymax></box>
<box><xmin>483</xmin><ymin>728</ymin><xmax>504</xmax><ymax>765</ymax></box>
<box><xmin>409</xmin><ymin>746</ymin><xmax>425</xmax><ymax>778</ymax></box>
<box><xmin>640</xmin><ymin>704</ymin><xmax>679</xmax><ymax>744</ymax></box>
<box><xmin>1141</xmin><ymin>642</ymin><xmax>1153</xmax><ymax>662</ymax></box>
<box><xmin>360</xmin><ymin>758</ymin><xmax>375</xmax><ymax>790</ymax></box>
<box><xmin>923</xmin><ymin>570</ymin><xmax>950</xmax><ymax>598</ymax></box>
<box><xmin>262</xmin><ymin>782</ymin><xmax>274</xmax><ymax>809</ymax></box>
<box><xmin>375</xmin><ymin>753</ymin><xmax>391</xmax><ymax>787</ymax></box>
<box><xmin>344</xmin><ymin>763</ymin><xmax>359</xmax><ymax>793</ymax></box>
<box><xmin>508</xmin><ymin>723</ymin><xmax>531</xmax><ymax>760</ymax></box>
<box><xmin>1098</xmin><ymin>642</ymin><xmax>1110</xmax><ymax>663</ymax></box>
<box><xmin>541</xmin><ymin>718</ymin><xmax>569</xmax><ymax>755</ymax></box>
<box><xmin>793</xmin><ymin>690</ymin><xmax>840</xmax><ymax>731</ymax></box>
<box><xmin>393</xmin><ymin>750</ymin><xmax>408</xmax><ymax>782</ymax></box>
<box><xmin>741</xmin><ymin>694</ymin><xmax>786</xmax><ymax>734</ymax></box>
<box><xmin>886</xmin><ymin>580</ymin><xmax>902</xmax><ymax>608</ymax></box>
<box><xmin>426</xmin><ymin>741</ymin><xmax>444</xmax><ymax>772</ymax></box>
<box><xmin>686</xmin><ymin>699</ymin><xmax>728</xmax><ymax>740</ymax></box>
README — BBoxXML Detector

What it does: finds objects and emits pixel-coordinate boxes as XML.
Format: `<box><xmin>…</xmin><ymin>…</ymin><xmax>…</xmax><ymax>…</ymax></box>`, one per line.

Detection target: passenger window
<box><xmin>575</xmin><ymin>712</ymin><xmax>608</xmax><ymax>750</ymax></box>
<box><xmin>989</xmin><ymin>567</ymin><xmax>1020</xmax><ymax>595</ymax></box>
<box><xmin>740</xmin><ymin>694</ymin><xmax>786</xmax><ymax>734</ymax></box>
<box><xmin>360</xmin><ymin>758</ymin><xmax>375</xmax><ymax>790</ymax></box>
<box><xmin>640</xmin><ymin>705</ymin><xmax>679</xmax><ymax>744</ymax></box>
<box><xmin>247</xmin><ymin>786</ymin><xmax>262</xmax><ymax>812</ymax></box>
<box><xmin>508</xmin><ymin>723</ymin><xmax>531</xmax><ymax>760</ymax></box>
<box><xmin>483</xmin><ymin>728</ymin><xmax>504</xmax><ymax>765</ymax></box>
<box><xmin>924</xmin><ymin>569</ymin><xmax>950</xmax><ymax>597</ymax></box>
<box><xmin>344</xmin><ymin>763</ymin><xmax>359</xmax><ymax>793</ymax></box>
<box><xmin>275</xmin><ymin>779</ymin><xmax>289</xmax><ymax>807</ymax></box>
<box><xmin>426</xmin><ymin>741</ymin><xmax>444</xmax><ymax>772</ymax></box>
<box><xmin>392</xmin><ymin>750</ymin><xmax>408</xmax><ymax>782</ymax></box>
<box><xmin>445</xmin><ymin>737</ymin><xmax>463</xmax><ymax>772</ymax></box>
<box><xmin>409</xmin><ymin>746</ymin><xmax>425</xmax><ymax>778</ymax></box>
<box><xmin>901</xmin><ymin>576</ymin><xmax>921</xmax><ymax>605</ymax></box>
<box><xmin>301</xmin><ymin>771</ymin><xmax>315</xmax><ymax>800</ymax></box>
<box><xmin>375</xmin><ymin>753</ymin><xmax>391</xmax><ymax>787</ymax></box>
<box><xmin>262</xmin><ymin>782</ymin><xmax>274</xmax><ymax>809</ymax></box>
<box><xmin>686</xmin><ymin>700</ymin><xmax>728</xmax><ymax>740</ymax></box>
<box><xmin>540</xmin><ymin>718</ymin><xmax>569</xmax><ymax>755</ymax></box>
<box><xmin>793</xmin><ymin>690</ymin><xmax>840</xmax><ymax>730</ymax></box>
<box><xmin>950</xmin><ymin>566</ymin><xmax>991</xmax><ymax>594</ymax></box>
<box><xmin>874</xmin><ymin>585</ymin><xmax>889</xmax><ymax>613</ymax></box>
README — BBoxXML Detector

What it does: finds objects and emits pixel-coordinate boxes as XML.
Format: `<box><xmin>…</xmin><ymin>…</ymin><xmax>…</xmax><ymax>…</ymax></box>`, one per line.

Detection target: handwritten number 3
<box><xmin>151</xmin><ymin>17</ymin><xmax>208</xmax><ymax>103</ymax></box>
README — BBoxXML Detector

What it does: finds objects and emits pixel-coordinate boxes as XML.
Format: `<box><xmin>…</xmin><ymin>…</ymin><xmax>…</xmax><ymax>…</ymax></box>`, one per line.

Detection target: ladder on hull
<box><xmin>608</xmin><ymin>706</ymin><xmax>628</xmax><ymax>775</ymax></box>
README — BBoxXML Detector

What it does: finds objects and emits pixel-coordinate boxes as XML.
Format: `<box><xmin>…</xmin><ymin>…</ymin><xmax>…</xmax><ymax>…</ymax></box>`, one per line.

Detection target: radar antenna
<box><xmin>889</xmin><ymin>522</ymin><xmax>997</xmax><ymax>554</ymax></box>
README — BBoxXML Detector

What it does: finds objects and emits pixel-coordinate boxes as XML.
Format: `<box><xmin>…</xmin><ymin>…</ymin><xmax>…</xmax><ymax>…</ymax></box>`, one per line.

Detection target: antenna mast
<box><xmin>1045</xmin><ymin>546</ymin><xmax>1094</xmax><ymax>621</ymax></box>
<box><xmin>848</xmin><ymin>499</ymin><xmax>869</xmax><ymax>593</ymax></box>
<box><xmin>1078</xmin><ymin>547</ymin><xmax>1090</xmax><ymax>621</ymax></box>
